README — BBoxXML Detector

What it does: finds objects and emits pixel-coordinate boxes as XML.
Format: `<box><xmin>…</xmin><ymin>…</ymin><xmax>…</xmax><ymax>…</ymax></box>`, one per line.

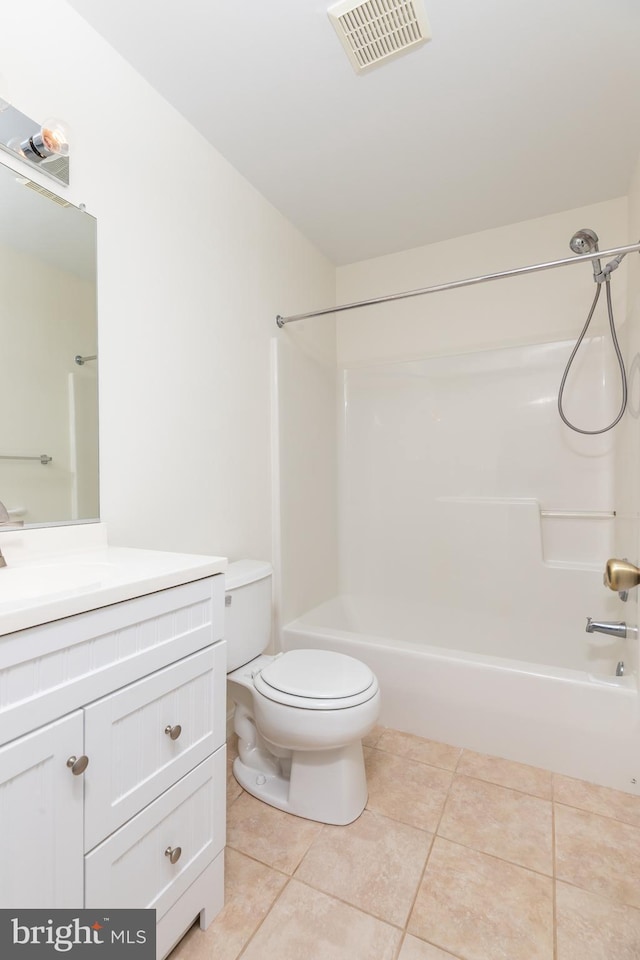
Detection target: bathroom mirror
<box><xmin>0</xmin><ymin>157</ymin><xmax>98</xmax><ymax>526</ymax></box>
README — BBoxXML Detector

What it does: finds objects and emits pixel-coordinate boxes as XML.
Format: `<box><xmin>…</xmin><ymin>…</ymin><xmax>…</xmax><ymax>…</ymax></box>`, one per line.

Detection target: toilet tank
<box><xmin>225</xmin><ymin>560</ymin><xmax>273</xmax><ymax>672</ymax></box>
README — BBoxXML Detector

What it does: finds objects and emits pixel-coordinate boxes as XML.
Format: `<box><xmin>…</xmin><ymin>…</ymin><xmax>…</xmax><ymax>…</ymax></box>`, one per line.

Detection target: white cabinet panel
<box><xmin>84</xmin><ymin>644</ymin><xmax>226</xmax><ymax>850</ymax></box>
<box><xmin>0</xmin><ymin>578</ymin><xmax>224</xmax><ymax>745</ymax></box>
<box><xmin>0</xmin><ymin>712</ymin><xmax>84</xmax><ymax>907</ymax></box>
<box><xmin>85</xmin><ymin>749</ymin><xmax>225</xmax><ymax>921</ymax></box>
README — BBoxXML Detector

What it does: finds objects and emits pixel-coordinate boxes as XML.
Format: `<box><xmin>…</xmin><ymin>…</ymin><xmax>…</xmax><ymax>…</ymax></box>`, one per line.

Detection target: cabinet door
<box><xmin>84</xmin><ymin>644</ymin><xmax>226</xmax><ymax>851</ymax></box>
<box><xmin>0</xmin><ymin>712</ymin><xmax>85</xmax><ymax>907</ymax></box>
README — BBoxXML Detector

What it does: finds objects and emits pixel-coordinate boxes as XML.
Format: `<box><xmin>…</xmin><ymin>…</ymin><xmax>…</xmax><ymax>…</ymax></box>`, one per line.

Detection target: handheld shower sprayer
<box><xmin>569</xmin><ymin>228</ymin><xmax>629</xmax><ymax>283</ymax></box>
<box><xmin>569</xmin><ymin>229</ymin><xmax>602</xmax><ymax>282</ymax></box>
<box><xmin>558</xmin><ymin>227</ymin><xmax>628</xmax><ymax>434</ymax></box>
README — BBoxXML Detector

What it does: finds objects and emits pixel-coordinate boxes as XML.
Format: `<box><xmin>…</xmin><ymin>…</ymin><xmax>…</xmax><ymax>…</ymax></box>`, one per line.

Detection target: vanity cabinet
<box><xmin>0</xmin><ymin>574</ymin><xmax>226</xmax><ymax>960</ymax></box>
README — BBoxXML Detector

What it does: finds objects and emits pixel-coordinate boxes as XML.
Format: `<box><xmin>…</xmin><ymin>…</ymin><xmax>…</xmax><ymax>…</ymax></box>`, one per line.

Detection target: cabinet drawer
<box><xmin>85</xmin><ymin>748</ymin><xmax>225</xmax><ymax>921</ymax></box>
<box><xmin>0</xmin><ymin>576</ymin><xmax>224</xmax><ymax>745</ymax></box>
<box><xmin>84</xmin><ymin>644</ymin><xmax>226</xmax><ymax>850</ymax></box>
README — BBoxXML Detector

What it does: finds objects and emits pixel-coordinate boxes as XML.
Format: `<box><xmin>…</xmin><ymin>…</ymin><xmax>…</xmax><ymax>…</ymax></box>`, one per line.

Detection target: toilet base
<box><xmin>233</xmin><ymin>740</ymin><xmax>368</xmax><ymax>825</ymax></box>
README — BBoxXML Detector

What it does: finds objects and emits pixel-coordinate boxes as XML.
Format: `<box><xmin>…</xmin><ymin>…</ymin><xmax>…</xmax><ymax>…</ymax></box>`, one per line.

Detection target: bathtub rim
<box><xmin>282</xmin><ymin>611</ymin><xmax>637</xmax><ymax>693</ymax></box>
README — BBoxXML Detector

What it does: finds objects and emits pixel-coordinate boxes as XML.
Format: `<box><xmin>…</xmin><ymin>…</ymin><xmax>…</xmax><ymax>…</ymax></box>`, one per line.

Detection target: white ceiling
<box><xmin>67</xmin><ymin>0</ymin><xmax>640</xmax><ymax>265</ymax></box>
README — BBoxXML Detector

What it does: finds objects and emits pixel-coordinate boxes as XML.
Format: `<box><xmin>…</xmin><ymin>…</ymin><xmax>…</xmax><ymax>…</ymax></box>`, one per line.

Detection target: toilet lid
<box><xmin>254</xmin><ymin>649</ymin><xmax>378</xmax><ymax>710</ymax></box>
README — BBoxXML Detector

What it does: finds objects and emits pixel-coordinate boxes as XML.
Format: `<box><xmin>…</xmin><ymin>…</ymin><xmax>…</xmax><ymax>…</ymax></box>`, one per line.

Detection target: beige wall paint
<box><xmin>336</xmin><ymin>198</ymin><xmax>628</xmax><ymax>365</ymax></box>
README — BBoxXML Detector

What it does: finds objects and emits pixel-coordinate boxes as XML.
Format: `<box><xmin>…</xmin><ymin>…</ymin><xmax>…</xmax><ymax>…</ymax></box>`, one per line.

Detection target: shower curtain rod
<box><xmin>275</xmin><ymin>241</ymin><xmax>640</xmax><ymax>327</ymax></box>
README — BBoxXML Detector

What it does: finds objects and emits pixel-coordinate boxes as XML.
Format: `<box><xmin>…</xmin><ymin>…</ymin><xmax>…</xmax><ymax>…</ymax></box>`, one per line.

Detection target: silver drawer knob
<box><xmin>164</xmin><ymin>724</ymin><xmax>182</xmax><ymax>741</ymax></box>
<box><xmin>164</xmin><ymin>846</ymin><xmax>182</xmax><ymax>865</ymax></box>
<box><xmin>66</xmin><ymin>755</ymin><xmax>89</xmax><ymax>776</ymax></box>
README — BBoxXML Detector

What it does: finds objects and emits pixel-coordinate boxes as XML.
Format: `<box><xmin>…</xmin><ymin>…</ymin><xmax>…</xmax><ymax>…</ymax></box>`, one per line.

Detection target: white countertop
<box><xmin>0</xmin><ymin>523</ymin><xmax>227</xmax><ymax>636</ymax></box>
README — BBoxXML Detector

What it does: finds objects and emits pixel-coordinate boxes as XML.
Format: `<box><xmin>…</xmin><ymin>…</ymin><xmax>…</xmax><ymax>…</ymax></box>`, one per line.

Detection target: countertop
<box><xmin>0</xmin><ymin>522</ymin><xmax>227</xmax><ymax>636</ymax></box>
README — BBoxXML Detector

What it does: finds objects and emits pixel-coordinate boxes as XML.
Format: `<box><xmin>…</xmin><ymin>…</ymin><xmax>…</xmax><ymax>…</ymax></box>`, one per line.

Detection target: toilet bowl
<box><xmin>225</xmin><ymin>561</ymin><xmax>381</xmax><ymax>825</ymax></box>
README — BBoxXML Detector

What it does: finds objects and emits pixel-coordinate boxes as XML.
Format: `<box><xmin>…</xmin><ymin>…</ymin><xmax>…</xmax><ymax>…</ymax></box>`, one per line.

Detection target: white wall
<box><xmin>0</xmin><ymin>1</ymin><xmax>336</xmax><ymax>574</ymax></box>
<box><xmin>274</xmin><ymin>328</ymin><xmax>338</xmax><ymax>625</ymax></box>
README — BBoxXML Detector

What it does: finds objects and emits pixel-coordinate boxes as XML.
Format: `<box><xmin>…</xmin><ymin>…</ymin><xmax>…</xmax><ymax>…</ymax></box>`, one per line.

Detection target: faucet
<box><xmin>603</xmin><ymin>558</ymin><xmax>640</xmax><ymax>594</ymax></box>
<box><xmin>0</xmin><ymin>499</ymin><xmax>24</xmax><ymax>568</ymax></box>
<box><xmin>585</xmin><ymin>617</ymin><xmax>627</xmax><ymax>639</ymax></box>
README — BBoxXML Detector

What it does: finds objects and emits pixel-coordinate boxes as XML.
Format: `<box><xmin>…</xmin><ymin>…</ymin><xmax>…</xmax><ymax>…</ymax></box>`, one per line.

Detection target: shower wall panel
<box><xmin>339</xmin><ymin>338</ymin><xmax>619</xmax><ymax>664</ymax></box>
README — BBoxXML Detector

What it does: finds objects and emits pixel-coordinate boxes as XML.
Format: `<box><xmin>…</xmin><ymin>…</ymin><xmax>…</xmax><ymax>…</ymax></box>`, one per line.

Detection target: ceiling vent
<box><xmin>328</xmin><ymin>0</ymin><xmax>431</xmax><ymax>74</ymax></box>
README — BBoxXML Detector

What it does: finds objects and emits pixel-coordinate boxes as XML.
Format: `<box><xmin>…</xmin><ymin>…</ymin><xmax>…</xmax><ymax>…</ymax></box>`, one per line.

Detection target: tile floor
<box><xmin>169</xmin><ymin>726</ymin><xmax>640</xmax><ymax>960</ymax></box>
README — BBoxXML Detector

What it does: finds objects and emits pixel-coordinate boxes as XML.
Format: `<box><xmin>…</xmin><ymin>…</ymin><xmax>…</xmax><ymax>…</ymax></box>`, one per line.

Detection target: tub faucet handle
<box><xmin>604</xmin><ymin>558</ymin><xmax>640</xmax><ymax>593</ymax></box>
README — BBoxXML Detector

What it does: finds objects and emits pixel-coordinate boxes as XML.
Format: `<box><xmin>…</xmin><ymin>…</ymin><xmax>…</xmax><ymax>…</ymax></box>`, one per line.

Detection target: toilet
<box><xmin>225</xmin><ymin>560</ymin><xmax>380</xmax><ymax>825</ymax></box>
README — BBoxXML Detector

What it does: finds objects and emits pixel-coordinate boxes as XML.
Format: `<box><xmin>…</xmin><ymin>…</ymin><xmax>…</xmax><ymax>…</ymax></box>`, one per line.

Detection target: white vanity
<box><xmin>0</xmin><ymin>523</ymin><xmax>227</xmax><ymax>960</ymax></box>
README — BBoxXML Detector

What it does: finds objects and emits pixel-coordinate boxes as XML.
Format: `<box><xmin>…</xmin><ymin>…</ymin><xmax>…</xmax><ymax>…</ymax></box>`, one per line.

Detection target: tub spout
<box><xmin>585</xmin><ymin>617</ymin><xmax>627</xmax><ymax>639</ymax></box>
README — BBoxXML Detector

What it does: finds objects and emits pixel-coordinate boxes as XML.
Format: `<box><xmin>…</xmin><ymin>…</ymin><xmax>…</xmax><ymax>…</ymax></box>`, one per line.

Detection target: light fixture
<box><xmin>0</xmin><ymin>102</ymin><xmax>70</xmax><ymax>186</ymax></box>
<box><xmin>20</xmin><ymin>118</ymin><xmax>69</xmax><ymax>164</ymax></box>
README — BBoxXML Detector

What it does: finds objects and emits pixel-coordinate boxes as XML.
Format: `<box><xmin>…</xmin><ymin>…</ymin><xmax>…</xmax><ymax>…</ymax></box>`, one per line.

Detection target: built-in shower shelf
<box><xmin>436</xmin><ymin>496</ymin><xmax>615</xmax><ymax>567</ymax></box>
<box><xmin>540</xmin><ymin>509</ymin><xmax>615</xmax><ymax>520</ymax></box>
<box><xmin>540</xmin><ymin>509</ymin><xmax>614</xmax><ymax>565</ymax></box>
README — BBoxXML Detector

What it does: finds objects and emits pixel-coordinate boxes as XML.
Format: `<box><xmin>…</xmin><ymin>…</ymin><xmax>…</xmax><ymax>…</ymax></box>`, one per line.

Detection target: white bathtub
<box><xmin>282</xmin><ymin>595</ymin><xmax>640</xmax><ymax>795</ymax></box>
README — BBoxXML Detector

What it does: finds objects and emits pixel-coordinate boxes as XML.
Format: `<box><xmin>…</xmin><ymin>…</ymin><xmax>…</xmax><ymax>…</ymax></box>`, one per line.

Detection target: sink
<box><xmin>0</xmin><ymin>536</ymin><xmax>225</xmax><ymax>636</ymax></box>
<box><xmin>0</xmin><ymin>562</ymin><xmax>117</xmax><ymax>602</ymax></box>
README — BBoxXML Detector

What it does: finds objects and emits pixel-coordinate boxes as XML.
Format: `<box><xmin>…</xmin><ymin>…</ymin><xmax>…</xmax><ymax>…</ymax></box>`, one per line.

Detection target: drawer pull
<box><xmin>66</xmin><ymin>755</ymin><xmax>89</xmax><ymax>776</ymax></box>
<box><xmin>164</xmin><ymin>724</ymin><xmax>182</xmax><ymax>741</ymax></box>
<box><xmin>164</xmin><ymin>845</ymin><xmax>182</xmax><ymax>865</ymax></box>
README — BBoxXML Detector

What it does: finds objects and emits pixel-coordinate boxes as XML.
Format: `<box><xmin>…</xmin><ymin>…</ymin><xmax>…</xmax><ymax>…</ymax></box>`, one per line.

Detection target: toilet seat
<box><xmin>254</xmin><ymin>649</ymin><xmax>378</xmax><ymax>710</ymax></box>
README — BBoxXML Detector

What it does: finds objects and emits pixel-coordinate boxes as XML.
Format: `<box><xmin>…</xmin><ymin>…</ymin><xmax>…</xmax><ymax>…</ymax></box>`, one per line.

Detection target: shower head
<box><xmin>570</xmin><ymin>228</ymin><xmax>603</xmax><ymax>281</ymax></box>
<box><xmin>569</xmin><ymin>228</ymin><xmax>600</xmax><ymax>255</ymax></box>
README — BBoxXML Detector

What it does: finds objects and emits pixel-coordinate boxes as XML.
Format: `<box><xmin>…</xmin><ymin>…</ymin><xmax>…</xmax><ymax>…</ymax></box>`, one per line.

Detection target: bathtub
<box><xmin>282</xmin><ymin>594</ymin><xmax>640</xmax><ymax>795</ymax></box>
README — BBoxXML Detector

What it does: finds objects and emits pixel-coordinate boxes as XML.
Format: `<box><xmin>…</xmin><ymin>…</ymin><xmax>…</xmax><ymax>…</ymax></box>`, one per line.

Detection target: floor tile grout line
<box><xmin>553</xmin><ymin>875</ymin><xmax>640</xmax><ymax>914</ymax></box>
<box><xmin>451</xmin><ymin>769</ymin><xmax>553</xmax><ymax>802</ymax></box>
<box><xmin>553</xmin><ymin>796</ymin><xmax>640</xmax><ymax>831</ymax></box>
<box><xmin>391</xmin><ymin>932</ymin><xmax>406</xmax><ymax>960</ymax></box>
<box><xmin>433</xmin><ymin>774</ymin><xmax>555</xmax><ymax>878</ymax></box>
<box><xmin>289</xmin><ymin>808</ymin><xmax>436</xmax><ymax>931</ymax></box>
<box><xmin>367</xmin><ymin>741</ymin><xmax>461</xmax><ymax>775</ymax></box>
<box><xmin>373</xmin><ymin>738</ymin><xmax>640</xmax><ymax>823</ymax></box>
<box><xmin>292</xmin><ymin>874</ymin><xmax>407</xmax><ymax>932</ymax></box>
<box><xmin>233</xmin><ymin>875</ymin><xmax>294</xmax><ymax>960</ymax></box>
<box><xmin>428</xmin><ymin>833</ymin><xmax>555</xmax><ymax>882</ymax></box>
<box><xmin>404</xmin><ymin>933</ymin><xmax>470</xmax><ymax>960</ymax></box>
<box><xmin>372</xmin><ymin>742</ymin><xmax>557</xmax><ymax>803</ymax></box>
<box><xmin>400</xmin><ymin>745</ymin><xmax>460</xmax><ymax>944</ymax></box>
<box><xmin>224</xmin><ymin>841</ymin><xmax>299</xmax><ymax>880</ymax></box>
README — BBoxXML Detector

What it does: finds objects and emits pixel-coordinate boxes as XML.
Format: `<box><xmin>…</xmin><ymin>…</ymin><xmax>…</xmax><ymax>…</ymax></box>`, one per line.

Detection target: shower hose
<box><xmin>557</xmin><ymin>278</ymin><xmax>628</xmax><ymax>435</ymax></box>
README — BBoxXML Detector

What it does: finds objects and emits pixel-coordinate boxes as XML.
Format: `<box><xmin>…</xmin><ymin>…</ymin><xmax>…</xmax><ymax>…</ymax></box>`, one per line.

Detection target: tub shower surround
<box><xmin>283</xmin><ymin>337</ymin><xmax>639</xmax><ymax>793</ymax></box>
